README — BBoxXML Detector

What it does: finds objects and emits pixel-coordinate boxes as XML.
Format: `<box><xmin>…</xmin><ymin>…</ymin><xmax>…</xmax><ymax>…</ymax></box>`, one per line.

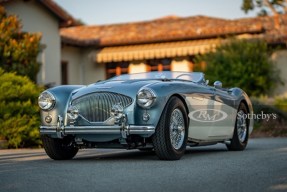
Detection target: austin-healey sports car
<box><xmin>39</xmin><ymin>71</ymin><xmax>253</xmax><ymax>160</ymax></box>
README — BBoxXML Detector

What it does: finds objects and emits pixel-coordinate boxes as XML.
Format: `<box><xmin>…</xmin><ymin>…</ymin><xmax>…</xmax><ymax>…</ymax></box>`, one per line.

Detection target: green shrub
<box><xmin>0</xmin><ymin>68</ymin><xmax>43</xmax><ymax>148</ymax></box>
<box><xmin>0</xmin><ymin>6</ymin><xmax>41</xmax><ymax>82</ymax></box>
<box><xmin>251</xmin><ymin>98</ymin><xmax>287</xmax><ymax>137</ymax></box>
<box><xmin>274</xmin><ymin>97</ymin><xmax>287</xmax><ymax>113</ymax></box>
<box><xmin>195</xmin><ymin>39</ymin><xmax>281</xmax><ymax>97</ymax></box>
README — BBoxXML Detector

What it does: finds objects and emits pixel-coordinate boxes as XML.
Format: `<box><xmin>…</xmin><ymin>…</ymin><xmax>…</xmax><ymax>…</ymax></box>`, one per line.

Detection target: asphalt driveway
<box><xmin>0</xmin><ymin>138</ymin><xmax>286</xmax><ymax>192</ymax></box>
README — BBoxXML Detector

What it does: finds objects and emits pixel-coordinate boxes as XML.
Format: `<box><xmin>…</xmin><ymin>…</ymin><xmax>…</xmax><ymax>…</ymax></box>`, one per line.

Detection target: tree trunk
<box><xmin>263</xmin><ymin>0</ymin><xmax>281</xmax><ymax>29</ymax></box>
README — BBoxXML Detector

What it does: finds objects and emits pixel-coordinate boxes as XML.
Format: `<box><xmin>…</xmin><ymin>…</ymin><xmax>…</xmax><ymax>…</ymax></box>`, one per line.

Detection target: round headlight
<box><xmin>137</xmin><ymin>88</ymin><xmax>156</xmax><ymax>108</ymax></box>
<box><xmin>38</xmin><ymin>91</ymin><xmax>56</xmax><ymax>111</ymax></box>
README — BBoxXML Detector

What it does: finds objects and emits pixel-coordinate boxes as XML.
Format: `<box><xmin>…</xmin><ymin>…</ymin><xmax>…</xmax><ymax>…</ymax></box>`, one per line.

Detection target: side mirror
<box><xmin>205</xmin><ymin>79</ymin><xmax>209</xmax><ymax>85</ymax></box>
<box><xmin>214</xmin><ymin>81</ymin><xmax>222</xmax><ymax>89</ymax></box>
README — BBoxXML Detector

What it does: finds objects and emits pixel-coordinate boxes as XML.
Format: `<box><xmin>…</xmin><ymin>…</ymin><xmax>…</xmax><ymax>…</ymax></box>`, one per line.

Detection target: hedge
<box><xmin>0</xmin><ymin>68</ymin><xmax>43</xmax><ymax>148</ymax></box>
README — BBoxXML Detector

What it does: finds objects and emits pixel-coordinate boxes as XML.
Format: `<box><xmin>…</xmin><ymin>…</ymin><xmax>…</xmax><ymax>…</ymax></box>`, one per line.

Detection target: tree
<box><xmin>242</xmin><ymin>0</ymin><xmax>287</xmax><ymax>15</ymax></box>
<box><xmin>241</xmin><ymin>0</ymin><xmax>287</xmax><ymax>28</ymax></box>
<box><xmin>0</xmin><ymin>68</ymin><xmax>43</xmax><ymax>148</ymax></box>
<box><xmin>195</xmin><ymin>39</ymin><xmax>281</xmax><ymax>97</ymax></box>
<box><xmin>0</xmin><ymin>5</ymin><xmax>41</xmax><ymax>82</ymax></box>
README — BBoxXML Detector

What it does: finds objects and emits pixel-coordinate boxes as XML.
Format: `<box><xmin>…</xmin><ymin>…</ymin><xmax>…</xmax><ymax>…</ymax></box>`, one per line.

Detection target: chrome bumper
<box><xmin>40</xmin><ymin>115</ymin><xmax>155</xmax><ymax>139</ymax></box>
<box><xmin>40</xmin><ymin>125</ymin><xmax>155</xmax><ymax>137</ymax></box>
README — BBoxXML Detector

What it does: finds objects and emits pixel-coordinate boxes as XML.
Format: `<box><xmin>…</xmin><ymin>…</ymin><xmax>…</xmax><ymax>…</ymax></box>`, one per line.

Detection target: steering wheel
<box><xmin>175</xmin><ymin>74</ymin><xmax>193</xmax><ymax>81</ymax></box>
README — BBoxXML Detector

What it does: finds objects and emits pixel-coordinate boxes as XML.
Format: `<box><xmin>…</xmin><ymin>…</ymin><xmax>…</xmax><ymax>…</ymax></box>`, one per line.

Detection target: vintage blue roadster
<box><xmin>39</xmin><ymin>71</ymin><xmax>253</xmax><ymax>160</ymax></box>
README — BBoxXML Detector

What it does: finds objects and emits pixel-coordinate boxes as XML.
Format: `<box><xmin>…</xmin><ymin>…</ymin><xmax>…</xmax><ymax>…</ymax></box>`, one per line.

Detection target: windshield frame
<box><xmin>108</xmin><ymin>71</ymin><xmax>205</xmax><ymax>83</ymax></box>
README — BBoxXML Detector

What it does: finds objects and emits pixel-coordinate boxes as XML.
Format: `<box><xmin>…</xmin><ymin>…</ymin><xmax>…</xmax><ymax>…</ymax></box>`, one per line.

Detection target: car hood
<box><xmin>71</xmin><ymin>80</ymin><xmax>161</xmax><ymax>100</ymax></box>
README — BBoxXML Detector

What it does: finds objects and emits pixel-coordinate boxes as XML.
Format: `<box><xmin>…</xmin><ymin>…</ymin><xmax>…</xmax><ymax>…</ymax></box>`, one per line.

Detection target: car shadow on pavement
<box><xmin>0</xmin><ymin>144</ymin><xmax>258</xmax><ymax>163</ymax></box>
<box><xmin>73</xmin><ymin>150</ymin><xmax>159</xmax><ymax>161</ymax></box>
<box><xmin>71</xmin><ymin>142</ymin><xmax>260</xmax><ymax>161</ymax></box>
<box><xmin>71</xmin><ymin>145</ymin><xmax>230</xmax><ymax>161</ymax></box>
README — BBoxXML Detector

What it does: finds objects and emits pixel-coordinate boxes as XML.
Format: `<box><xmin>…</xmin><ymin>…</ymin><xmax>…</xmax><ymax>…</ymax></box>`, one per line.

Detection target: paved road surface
<box><xmin>0</xmin><ymin>138</ymin><xmax>286</xmax><ymax>192</ymax></box>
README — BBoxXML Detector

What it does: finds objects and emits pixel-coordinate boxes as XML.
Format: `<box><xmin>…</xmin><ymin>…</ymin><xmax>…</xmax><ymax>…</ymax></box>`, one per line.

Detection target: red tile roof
<box><xmin>61</xmin><ymin>14</ymin><xmax>287</xmax><ymax>47</ymax></box>
<box><xmin>234</xmin><ymin>15</ymin><xmax>287</xmax><ymax>44</ymax></box>
<box><xmin>60</xmin><ymin>14</ymin><xmax>287</xmax><ymax>47</ymax></box>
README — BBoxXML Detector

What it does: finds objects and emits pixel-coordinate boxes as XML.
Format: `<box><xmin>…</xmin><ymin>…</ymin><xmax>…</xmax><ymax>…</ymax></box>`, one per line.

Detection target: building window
<box><xmin>61</xmin><ymin>61</ymin><xmax>68</xmax><ymax>85</ymax></box>
<box><xmin>147</xmin><ymin>59</ymin><xmax>171</xmax><ymax>72</ymax></box>
<box><xmin>106</xmin><ymin>62</ymin><xmax>129</xmax><ymax>79</ymax></box>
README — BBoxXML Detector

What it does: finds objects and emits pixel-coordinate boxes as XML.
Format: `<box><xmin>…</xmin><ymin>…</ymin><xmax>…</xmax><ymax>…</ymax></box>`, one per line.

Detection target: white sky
<box><xmin>54</xmin><ymin>0</ymin><xmax>259</xmax><ymax>25</ymax></box>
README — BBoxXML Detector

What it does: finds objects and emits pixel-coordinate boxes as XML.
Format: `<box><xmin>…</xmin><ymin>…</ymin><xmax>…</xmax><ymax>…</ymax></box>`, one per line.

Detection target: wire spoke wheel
<box><xmin>236</xmin><ymin>110</ymin><xmax>247</xmax><ymax>143</ymax></box>
<box><xmin>169</xmin><ymin>109</ymin><xmax>185</xmax><ymax>150</ymax></box>
<box><xmin>152</xmin><ymin>96</ymin><xmax>188</xmax><ymax>160</ymax></box>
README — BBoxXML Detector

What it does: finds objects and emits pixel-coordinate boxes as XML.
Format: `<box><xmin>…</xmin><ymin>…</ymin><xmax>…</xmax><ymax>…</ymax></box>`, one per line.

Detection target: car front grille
<box><xmin>71</xmin><ymin>92</ymin><xmax>132</xmax><ymax>122</ymax></box>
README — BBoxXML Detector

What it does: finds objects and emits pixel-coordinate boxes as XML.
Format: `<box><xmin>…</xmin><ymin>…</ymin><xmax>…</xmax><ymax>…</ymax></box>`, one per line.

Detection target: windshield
<box><xmin>109</xmin><ymin>71</ymin><xmax>204</xmax><ymax>83</ymax></box>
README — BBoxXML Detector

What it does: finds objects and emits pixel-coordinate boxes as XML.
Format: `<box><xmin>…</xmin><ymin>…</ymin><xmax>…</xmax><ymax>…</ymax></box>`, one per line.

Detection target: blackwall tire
<box><xmin>42</xmin><ymin>135</ymin><xmax>78</xmax><ymax>160</ymax></box>
<box><xmin>152</xmin><ymin>96</ymin><xmax>188</xmax><ymax>160</ymax></box>
<box><xmin>226</xmin><ymin>103</ymin><xmax>249</xmax><ymax>151</ymax></box>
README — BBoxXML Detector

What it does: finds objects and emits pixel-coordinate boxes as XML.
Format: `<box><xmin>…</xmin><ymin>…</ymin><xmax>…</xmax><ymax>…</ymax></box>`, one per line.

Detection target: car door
<box><xmin>185</xmin><ymin>85</ymin><xmax>216</xmax><ymax>141</ymax></box>
<box><xmin>209</xmin><ymin>88</ymin><xmax>237</xmax><ymax>139</ymax></box>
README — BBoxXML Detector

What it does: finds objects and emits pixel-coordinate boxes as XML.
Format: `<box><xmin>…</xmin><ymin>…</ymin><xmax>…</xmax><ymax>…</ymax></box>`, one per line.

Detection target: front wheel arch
<box><xmin>171</xmin><ymin>94</ymin><xmax>189</xmax><ymax>114</ymax></box>
<box><xmin>240</xmin><ymin>99</ymin><xmax>249</xmax><ymax>114</ymax></box>
<box><xmin>152</xmin><ymin>96</ymin><xmax>189</xmax><ymax>160</ymax></box>
<box><xmin>167</xmin><ymin>94</ymin><xmax>190</xmax><ymax>126</ymax></box>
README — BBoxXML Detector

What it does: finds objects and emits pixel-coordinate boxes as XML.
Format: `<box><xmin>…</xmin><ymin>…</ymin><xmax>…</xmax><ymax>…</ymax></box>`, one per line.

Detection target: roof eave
<box><xmin>60</xmin><ymin>27</ymin><xmax>264</xmax><ymax>47</ymax></box>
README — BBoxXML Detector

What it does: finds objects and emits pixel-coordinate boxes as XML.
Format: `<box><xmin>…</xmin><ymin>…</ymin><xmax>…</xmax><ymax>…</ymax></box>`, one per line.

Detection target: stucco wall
<box><xmin>81</xmin><ymin>49</ymin><xmax>106</xmax><ymax>84</ymax></box>
<box><xmin>61</xmin><ymin>45</ymin><xmax>82</xmax><ymax>84</ymax></box>
<box><xmin>4</xmin><ymin>0</ymin><xmax>61</xmax><ymax>85</ymax></box>
<box><xmin>272</xmin><ymin>50</ymin><xmax>287</xmax><ymax>96</ymax></box>
<box><xmin>61</xmin><ymin>47</ymin><xmax>106</xmax><ymax>85</ymax></box>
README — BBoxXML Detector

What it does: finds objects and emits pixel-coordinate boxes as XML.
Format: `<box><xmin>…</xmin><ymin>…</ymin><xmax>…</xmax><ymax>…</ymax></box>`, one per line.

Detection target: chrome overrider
<box><xmin>40</xmin><ymin>106</ymin><xmax>155</xmax><ymax>139</ymax></box>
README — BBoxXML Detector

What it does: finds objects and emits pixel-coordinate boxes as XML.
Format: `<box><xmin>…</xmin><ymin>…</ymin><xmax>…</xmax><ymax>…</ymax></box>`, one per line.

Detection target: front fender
<box><xmin>40</xmin><ymin>85</ymin><xmax>84</xmax><ymax>126</ymax></box>
<box><xmin>133</xmin><ymin>83</ymin><xmax>189</xmax><ymax>128</ymax></box>
<box><xmin>132</xmin><ymin>94</ymin><xmax>168</xmax><ymax>127</ymax></box>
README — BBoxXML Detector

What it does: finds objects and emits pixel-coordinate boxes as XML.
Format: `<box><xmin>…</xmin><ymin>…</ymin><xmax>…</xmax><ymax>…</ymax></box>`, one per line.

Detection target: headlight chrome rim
<box><xmin>137</xmin><ymin>88</ymin><xmax>157</xmax><ymax>108</ymax></box>
<box><xmin>38</xmin><ymin>91</ymin><xmax>56</xmax><ymax>111</ymax></box>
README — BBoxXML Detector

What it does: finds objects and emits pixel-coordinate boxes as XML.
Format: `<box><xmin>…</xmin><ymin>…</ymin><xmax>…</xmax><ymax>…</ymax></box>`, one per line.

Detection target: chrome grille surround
<box><xmin>71</xmin><ymin>92</ymin><xmax>132</xmax><ymax>123</ymax></box>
